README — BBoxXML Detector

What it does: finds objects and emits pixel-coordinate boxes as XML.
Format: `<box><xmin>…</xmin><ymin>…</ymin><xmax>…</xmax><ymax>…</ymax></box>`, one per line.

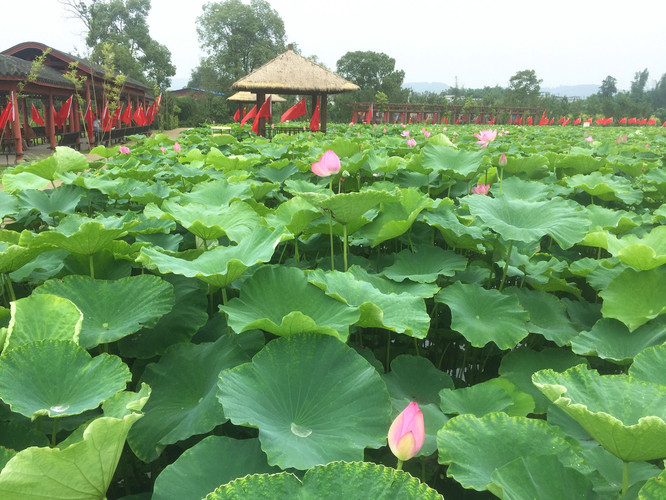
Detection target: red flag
<box><xmin>281</xmin><ymin>98</ymin><xmax>307</xmax><ymax>122</ymax></box>
<box><xmin>488</xmin><ymin>117</ymin><xmax>495</xmax><ymax>125</ymax></box>
<box><xmin>0</xmin><ymin>100</ymin><xmax>12</xmax><ymax>129</ymax></box>
<box><xmin>561</xmin><ymin>118</ymin><xmax>570</xmax><ymax>126</ymax></box>
<box><xmin>309</xmin><ymin>95</ymin><xmax>321</xmax><ymax>131</ymax></box>
<box><xmin>233</xmin><ymin>108</ymin><xmax>240</xmax><ymax>121</ymax></box>
<box><xmin>662</xmin><ymin>121</ymin><xmax>666</xmax><ymax>127</ymax></box>
<box><xmin>84</xmin><ymin>101</ymin><xmax>93</xmax><ymax>122</ymax></box>
<box><xmin>639</xmin><ymin>118</ymin><xmax>647</xmax><ymax>125</ymax></box>
<box><xmin>628</xmin><ymin>117</ymin><xmax>637</xmax><ymax>124</ymax></box>
<box><xmin>647</xmin><ymin>118</ymin><xmax>656</xmax><ymax>125</ymax></box>
<box><xmin>240</xmin><ymin>105</ymin><xmax>257</xmax><ymax>127</ymax></box>
<box><xmin>619</xmin><ymin>117</ymin><xmax>627</xmax><ymax>125</ymax></box>
<box><xmin>527</xmin><ymin>116</ymin><xmax>533</xmax><ymax>125</ymax></box>
<box><xmin>31</xmin><ymin>103</ymin><xmax>44</xmax><ymax>125</ymax></box>
<box><xmin>101</xmin><ymin>103</ymin><xmax>110</xmax><ymax>130</ymax></box>
<box><xmin>584</xmin><ymin>118</ymin><xmax>592</xmax><ymax>123</ymax></box>
<box><xmin>251</xmin><ymin>96</ymin><xmax>272</xmax><ymax>134</ymax></box>
<box><xmin>516</xmin><ymin>116</ymin><xmax>523</xmax><ymax>125</ymax></box>
<box><xmin>604</xmin><ymin>117</ymin><xmax>613</xmax><ymax>125</ymax></box>
<box><xmin>538</xmin><ymin>111</ymin><xmax>548</xmax><ymax>126</ymax></box>
<box><xmin>366</xmin><ymin>103</ymin><xmax>373</xmax><ymax>124</ymax></box>
<box><xmin>55</xmin><ymin>95</ymin><xmax>73</xmax><ymax>128</ymax></box>
<box><xmin>120</xmin><ymin>103</ymin><xmax>132</xmax><ymax>125</ymax></box>
<box><xmin>132</xmin><ymin>105</ymin><xmax>145</xmax><ymax>126</ymax></box>
<box><xmin>146</xmin><ymin>102</ymin><xmax>156</xmax><ymax>124</ymax></box>
<box><xmin>595</xmin><ymin>118</ymin><xmax>605</xmax><ymax>125</ymax></box>
<box><xmin>573</xmin><ymin>117</ymin><xmax>581</xmax><ymax>125</ymax></box>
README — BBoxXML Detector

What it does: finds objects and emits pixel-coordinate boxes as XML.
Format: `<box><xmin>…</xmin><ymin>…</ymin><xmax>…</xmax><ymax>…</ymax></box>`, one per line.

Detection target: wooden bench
<box><xmin>1</xmin><ymin>137</ymin><xmax>20</xmax><ymax>164</ymax></box>
<box><xmin>211</xmin><ymin>126</ymin><xmax>231</xmax><ymax>135</ymax></box>
<box><xmin>57</xmin><ymin>131</ymin><xmax>81</xmax><ymax>150</ymax></box>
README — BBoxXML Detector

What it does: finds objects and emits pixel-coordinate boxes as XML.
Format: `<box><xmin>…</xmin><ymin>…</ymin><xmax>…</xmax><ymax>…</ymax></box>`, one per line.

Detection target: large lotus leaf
<box><xmin>0</xmin><ymin>191</ymin><xmax>18</xmax><ymax>218</ymax></box>
<box><xmin>638</xmin><ymin>469</ymin><xmax>666</xmax><ymax>500</ymax></box>
<box><xmin>502</xmin><ymin>155</ymin><xmax>550</xmax><ymax>178</ymax></box>
<box><xmin>1</xmin><ymin>171</ymin><xmax>51</xmax><ymax>192</ymax></box>
<box><xmin>263</xmin><ymin>196</ymin><xmax>320</xmax><ymax>235</ymax></box>
<box><xmin>220</xmin><ymin>266</ymin><xmax>360</xmax><ymax>341</ymax></box>
<box><xmin>490</xmin><ymin>454</ymin><xmax>596</xmax><ymax>500</ymax></box>
<box><xmin>31</xmin><ymin>214</ymin><xmax>138</xmax><ymax>255</ymax></box>
<box><xmin>600</xmin><ymin>267</ymin><xmax>666</xmax><ymax>331</ymax></box>
<box><xmin>585</xmin><ymin>204</ymin><xmax>640</xmax><ymax>234</ymax></box>
<box><xmin>299</xmin><ymin>189</ymin><xmax>396</xmax><ymax>226</ymax></box>
<box><xmin>217</xmin><ymin>334</ymin><xmax>391</xmax><ymax>470</ymax></box>
<box><xmin>16</xmin><ymin>185</ymin><xmax>83</xmax><ymax>224</ymax></box>
<box><xmin>355</xmin><ymin>188</ymin><xmax>433</xmax><ymax>247</ymax></box>
<box><xmin>629</xmin><ymin>344</ymin><xmax>666</xmax><ymax>386</ymax></box>
<box><xmin>566</xmin><ymin>171</ymin><xmax>643</xmax><ymax>204</ymax></box>
<box><xmin>533</xmin><ymin>364</ymin><xmax>666</xmax><ymax>461</ymax></box>
<box><xmin>0</xmin><ymin>231</ymin><xmax>53</xmax><ymax>274</ymax></box>
<box><xmin>348</xmin><ymin>265</ymin><xmax>440</xmax><ymax>299</ymax></box>
<box><xmin>137</xmin><ymin>226</ymin><xmax>286</xmax><ymax>289</ymax></box>
<box><xmin>0</xmin><ymin>400</ymin><xmax>145</xmax><ymax>499</ymax></box>
<box><xmin>5</xmin><ymin>294</ymin><xmax>82</xmax><ymax>351</ymax></box>
<box><xmin>381</xmin><ymin>245</ymin><xmax>467</xmax><ymax>283</ymax></box>
<box><xmin>161</xmin><ymin>199</ymin><xmax>264</xmax><ymax>242</ymax></box>
<box><xmin>603</xmin><ymin>225</ymin><xmax>666</xmax><ymax>270</ymax></box>
<box><xmin>34</xmin><ymin>275</ymin><xmax>174</xmax><ymax>349</ymax></box>
<box><xmin>439</xmin><ymin>383</ymin><xmax>513</xmax><ymax>417</ymax></box>
<box><xmin>494</xmin><ymin>176</ymin><xmax>552</xmax><ymax>201</ymax></box>
<box><xmin>128</xmin><ymin>335</ymin><xmax>248</xmax><ymax>462</ymax></box>
<box><xmin>152</xmin><ymin>436</ymin><xmax>278</xmax><ymax>500</ymax></box>
<box><xmin>466</xmin><ymin>195</ymin><xmax>589</xmax><ymax>248</ymax></box>
<box><xmin>437</xmin><ymin>413</ymin><xmax>584</xmax><ymax>495</ymax></box>
<box><xmin>506</xmin><ymin>287</ymin><xmax>578</xmax><ymax>346</ymax></box>
<box><xmin>499</xmin><ymin>347</ymin><xmax>587</xmax><ymax>414</ymax></box>
<box><xmin>570</xmin><ymin>317</ymin><xmax>666</xmax><ymax>364</ymax></box>
<box><xmin>307</xmin><ymin>267</ymin><xmax>430</xmax><ymax>338</ymax></box>
<box><xmin>581</xmin><ymin>446</ymin><xmax>662</xmax><ymax>496</ymax></box>
<box><xmin>0</xmin><ymin>340</ymin><xmax>130</xmax><ymax>419</ymax></box>
<box><xmin>554</xmin><ymin>154</ymin><xmax>604</xmax><ymax>176</ymax></box>
<box><xmin>483</xmin><ymin>377</ymin><xmax>535</xmax><ymax>417</ymax></box>
<box><xmin>118</xmin><ymin>275</ymin><xmax>208</xmax><ymax>359</ymax></box>
<box><xmin>419</xmin><ymin>200</ymin><xmax>487</xmax><ymax>252</ymax></box>
<box><xmin>436</xmin><ymin>282</ymin><xmax>529</xmax><ymax>349</ymax></box>
<box><xmin>206</xmin><ymin>461</ymin><xmax>442</xmax><ymax>500</ymax></box>
<box><xmin>382</xmin><ymin>355</ymin><xmax>453</xmax><ymax>456</ymax></box>
<box><xmin>23</xmin><ymin>146</ymin><xmax>88</xmax><ymax>181</ymax></box>
<box><xmin>422</xmin><ymin>143</ymin><xmax>485</xmax><ymax>179</ymax></box>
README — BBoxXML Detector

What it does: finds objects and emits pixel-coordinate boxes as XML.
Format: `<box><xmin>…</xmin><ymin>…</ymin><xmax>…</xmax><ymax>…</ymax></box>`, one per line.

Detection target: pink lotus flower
<box><xmin>311</xmin><ymin>150</ymin><xmax>341</xmax><ymax>177</ymax></box>
<box><xmin>406</xmin><ymin>138</ymin><xmax>417</xmax><ymax>147</ymax></box>
<box><xmin>585</xmin><ymin>136</ymin><xmax>594</xmax><ymax>142</ymax></box>
<box><xmin>473</xmin><ymin>129</ymin><xmax>497</xmax><ymax>148</ymax></box>
<box><xmin>382</xmin><ymin>128</ymin><xmax>387</xmax><ymax>133</ymax></box>
<box><xmin>471</xmin><ymin>184</ymin><xmax>490</xmax><ymax>195</ymax></box>
<box><xmin>174</xmin><ymin>141</ymin><xmax>181</xmax><ymax>152</ymax></box>
<box><xmin>160</xmin><ymin>146</ymin><xmax>166</xmax><ymax>153</ymax></box>
<box><xmin>388</xmin><ymin>402</ymin><xmax>425</xmax><ymax>462</ymax></box>
<box><xmin>401</xmin><ymin>130</ymin><xmax>410</xmax><ymax>137</ymax></box>
<box><xmin>423</xmin><ymin>131</ymin><xmax>431</xmax><ymax>138</ymax></box>
<box><xmin>119</xmin><ymin>146</ymin><xmax>131</xmax><ymax>154</ymax></box>
<box><xmin>349</xmin><ymin>121</ymin><xmax>354</xmax><ymax>127</ymax></box>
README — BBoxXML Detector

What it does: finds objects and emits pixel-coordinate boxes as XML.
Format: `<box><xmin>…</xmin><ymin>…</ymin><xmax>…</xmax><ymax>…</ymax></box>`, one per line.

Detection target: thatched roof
<box><xmin>232</xmin><ymin>46</ymin><xmax>359</xmax><ymax>95</ymax></box>
<box><xmin>227</xmin><ymin>91</ymin><xmax>286</xmax><ymax>102</ymax></box>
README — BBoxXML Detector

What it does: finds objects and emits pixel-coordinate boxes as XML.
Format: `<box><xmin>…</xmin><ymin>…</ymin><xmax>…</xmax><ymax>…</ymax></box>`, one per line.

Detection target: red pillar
<box><xmin>321</xmin><ymin>93</ymin><xmax>328</xmax><ymax>134</ymax></box>
<box><xmin>47</xmin><ymin>94</ymin><xmax>56</xmax><ymax>149</ymax></box>
<box><xmin>11</xmin><ymin>92</ymin><xmax>23</xmax><ymax>155</ymax></box>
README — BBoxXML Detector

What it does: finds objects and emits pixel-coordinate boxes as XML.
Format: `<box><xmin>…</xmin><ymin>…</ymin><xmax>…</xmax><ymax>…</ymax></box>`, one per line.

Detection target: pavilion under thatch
<box><xmin>231</xmin><ymin>45</ymin><xmax>359</xmax><ymax>136</ymax></box>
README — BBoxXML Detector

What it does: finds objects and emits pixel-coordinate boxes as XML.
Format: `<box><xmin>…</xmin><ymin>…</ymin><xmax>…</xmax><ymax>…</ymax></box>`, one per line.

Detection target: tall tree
<box><xmin>195</xmin><ymin>0</ymin><xmax>286</xmax><ymax>87</ymax></box>
<box><xmin>507</xmin><ymin>69</ymin><xmax>542</xmax><ymax>106</ymax></box>
<box><xmin>336</xmin><ymin>51</ymin><xmax>406</xmax><ymax>102</ymax></box>
<box><xmin>599</xmin><ymin>76</ymin><xmax>617</xmax><ymax>97</ymax></box>
<box><xmin>631</xmin><ymin>68</ymin><xmax>649</xmax><ymax>99</ymax></box>
<box><xmin>60</xmin><ymin>0</ymin><xmax>176</xmax><ymax>89</ymax></box>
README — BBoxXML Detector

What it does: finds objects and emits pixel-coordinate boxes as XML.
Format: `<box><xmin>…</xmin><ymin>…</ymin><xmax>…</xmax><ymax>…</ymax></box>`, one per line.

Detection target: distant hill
<box><xmin>541</xmin><ymin>84</ymin><xmax>600</xmax><ymax>99</ymax></box>
<box><xmin>404</xmin><ymin>82</ymin><xmax>450</xmax><ymax>93</ymax></box>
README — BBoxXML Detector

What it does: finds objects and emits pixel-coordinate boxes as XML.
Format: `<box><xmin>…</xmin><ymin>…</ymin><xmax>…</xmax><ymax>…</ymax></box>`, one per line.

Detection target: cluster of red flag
<box><xmin>0</xmin><ymin>92</ymin><xmax>15</xmax><ymax>129</ymax></box>
<box><xmin>234</xmin><ymin>95</ymin><xmax>321</xmax><ymax>133</ymax></box>
<box><xmin>511</xmin><ymin>113</ymin><xmax>665</xmax><ymax>127</ymax></box>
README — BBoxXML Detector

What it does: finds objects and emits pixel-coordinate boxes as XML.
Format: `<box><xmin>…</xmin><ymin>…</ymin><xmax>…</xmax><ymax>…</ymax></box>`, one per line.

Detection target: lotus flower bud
<box><xmin>498</xmin><ymin>152</ymin><xmax>507</xmax><ymax>167</ymax></box>
<box><xmin>388</xmin><ymin>401</ymin><xmax>425</xmax><ymax>462</ymax></box>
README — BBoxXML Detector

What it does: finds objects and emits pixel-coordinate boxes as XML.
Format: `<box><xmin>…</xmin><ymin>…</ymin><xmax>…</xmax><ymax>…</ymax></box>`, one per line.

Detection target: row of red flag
<box><xmin>233</xmin><ymin>96</ymin><xmax>321</xmax><ymax>132</ymax></box>
<box><xmin>508</xmin><ymin>111</ymin><xmax>665</xmax><ymax>127</ymax></box>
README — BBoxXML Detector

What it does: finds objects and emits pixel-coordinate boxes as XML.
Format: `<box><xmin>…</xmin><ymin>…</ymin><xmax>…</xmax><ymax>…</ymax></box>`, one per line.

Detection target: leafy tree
<box><xmin>60</xmin><ymin>0</ymin><xmax>176</xmax><ymax>89</ymax></box>
<box><xmin>336</xmin><ymin>51</ymin><xmax>406</xmax><ymax>102</ymax></box>
<box><xmin>195</xmin><ymin>0</ymin><xmax>286</xmax><ymax>87</ymax></box>
<box><xmin>599</xmin><ymin>76</ymin><xmax>617</xmax><ymax>98</ymax></box>
<box><xmin>630</xmin><ymin>68</ymin><xmax>649</xmax><ymax>98</ymax></box>
<box><xmin>507</xmin><ymin>69</ymin><xmax>542</xmax><ymax>106</ymax></box>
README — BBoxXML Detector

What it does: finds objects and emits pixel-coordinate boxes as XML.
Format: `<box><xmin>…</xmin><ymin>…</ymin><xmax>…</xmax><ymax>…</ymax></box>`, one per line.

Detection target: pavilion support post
<box><xmin>256</xmin><ymin>91</ymin><xmax>265</xmax><ymax>136</ymax></box>
<box><xmin>321</xmin><ymin>93</ymin><xmax>328</xmax><ymax>134</ymax></box>
<box><xmin>21</xmin><ymin>97</ymin><xmax>34</xmax><ymax>144</ymax></box>
<box><xmin>11</xmin><ymin>91</ymin><xmax>23</xmax><ymax>156</ymax></box>
<box><xmin>47</xmin><ymin>94</ymin><xmax>56</xmax><ymax>149</ymax></box>
<box><xmin>72</xmin><ymin>98</ymin><xmax>81</xmax><ymax>147</ymax></box>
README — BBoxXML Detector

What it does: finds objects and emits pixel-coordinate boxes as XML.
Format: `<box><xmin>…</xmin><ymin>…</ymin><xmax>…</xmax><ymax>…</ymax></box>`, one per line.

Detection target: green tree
<box><xmin>507</xmin><ymin>69</ymin><xmax>542</xmax><ymax>106</ymax></box>
<box><xmin>599</xmin><ymin>76</ymin><xmax>617</xmax><ymax>98</ymax></box>
<box><xmin>630</xmin><ymin>68</ymin><xmax>649</xmax><ymax>99</ymax></box>
<box><xmin>195</xmin><ymin>0</ymin><xmax>286</xmax><ymax>87</ymax></box>
<box><xmin>335</xmin><ymin>51</ymin><xmax>406</xmax><ymax>102</ymax></box>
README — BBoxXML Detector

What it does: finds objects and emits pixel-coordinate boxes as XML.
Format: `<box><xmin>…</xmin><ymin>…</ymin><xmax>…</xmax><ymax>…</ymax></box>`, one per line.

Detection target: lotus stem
<box><xmin>498</xmin><ymin>240</ymin><xmax>513</xmax><ymax>292</ymax></box>
<box><xmin>343</xmin><ymin>224</ymin><xmax>348</xmax><ymax>272</ymax></box>
<box><xmin>396</xmin><ymin>459</ymin><xmax>403</xmax><ymax>471</ymax></box>
<box><xmin>89</xmin><ymin>255</ymin><xmax>95</xmax><ymax>279</ymax></box>
<box><xmin>622</xmin><ymin>461</ymin><xmax>629</xmax><ymax>497</ymax></box>
<box><xmin>329</xmin><ymin>176</ymin><xmax>335</xmax><ymax>271</ymax></box>
<box><xmin>3</xmin><ymin>274</ymin><xmax>16</xmax><ymax>303</ymax></box>
<box><xmin>51</xmin><ymin>419</ymin><xmax>58</xmax><ymax>447</ymax></box>
<box><xmin>294</xmin><ymin>237</ymin><xmax>299</xmax><ymax>263</ymax></box>
<box><xmin>386</xmin><ymin>331</ymin><xmax>391</xmax><ymax>370</ymax></box>
<box><xmin>499</xmin><ymin>167</ymin><xmax>505</xmax><ymax>195</ymax></box>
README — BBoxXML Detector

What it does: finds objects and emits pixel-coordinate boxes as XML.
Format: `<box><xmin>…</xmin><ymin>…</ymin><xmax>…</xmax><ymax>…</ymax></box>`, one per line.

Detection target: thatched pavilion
<box><xmin>231</xmin><ymin>45</ymin><xmax>359</xmax><ymax>136</ymax></box>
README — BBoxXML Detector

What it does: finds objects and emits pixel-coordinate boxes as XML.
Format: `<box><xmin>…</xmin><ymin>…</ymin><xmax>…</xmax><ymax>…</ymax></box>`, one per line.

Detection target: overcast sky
<box><xmin>3</xmin><ymin>0</ymin><xmax>665</xmax><ymax>91</ymax></box>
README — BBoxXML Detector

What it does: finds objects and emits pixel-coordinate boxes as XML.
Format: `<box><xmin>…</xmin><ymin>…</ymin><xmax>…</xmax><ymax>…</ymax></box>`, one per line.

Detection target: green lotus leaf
<box><xmin>437</xmin><ymin>413</ymin><xmax>584</xmax><ymax>495</ymax></box>
<box><xmin>257</xmin><ymin>162</ymin><xmax>299</xmax><ymax>184</ymax></box>
<box><xmin>0</xmin><ymin>395</ymin><xmax>145</xmax><ymax>499</ymax></box>
<box><xmin>217</xmin><ymin>334</ymin><xmax>391</xmax><ymax>470</ymax></box>
<box><xmin>0</xmin><ymin>447</ymin><xmax>16</xmax><ymax>471</ymax></box>
<box><xmin>118</xmin><ymin>275</ymin><xmax>208</xmax><ymax>359</ymax></box>
<box><xmin>570</xmin><ymin>317</ymin><xmax>666</xmax><ymax>364</ymax></box>
<box><xmin>533</xmin><ymin>364</ymin><xmax>666</xmax><ymax>461</ymax></box>
<box><xmin>600</xmin><ymin>267</ymin><xmax>666</xmax><ymax>331</ymax></box>
<box><xmin>128</xmin><ymin>335</ymin><xmax>248</xmax><ymax>462</ymax></box>
<box><xmin>638</xmin><ymin>469</ymin><xmax>666</xmax><ymax>500</ymax></box>
<box><xmin>419</xmin><ymin>200</ymin><xmax>487</xmax><ymax>252</ymax></box>
<box><xmin>1</xmin><ymin>171</ymin><xmax>51</xmax><ymax>192</ymax></box>
<box><xmin>503</xmin><ymin>154</ymin><xmax>550</xmax><ymax>178</ymax></box>
<box><xmin>0</xmin><ymin>340</ymin><xmax>130</xmax><ymax>419</ymax></box>
<box><xmin>566</xmin><ymin>171</ymin><xmax>643</xmax><ymax>205</ymax></box>
<box><xmin>585</xmin><ymin>204</ymin><xmax>640</xmax><ymax>234</ymax></box>
<box><xmin>152</xmin><ymin>436</ymin><xmax>278</xmax><ymax>500</ymax></box>
<box><xmin>439</xmin><ymin>383</ymin><xmax>513</xmax><ymax>417</ymax></box>
<box><xmin>494</xmin><ymin>176</ymin><xmax>552</xmax><ymax>201</ymax></box>
<box><xmin>507</xmin><ymin>287</ymin><xmax>578</xmax><ymax>346</ymax></box>
<box><xmin>381</xmin><ymin>245</ymin><xmax>467</xmax><ymax>283</ymax></box>
<box><xmin>382</xmin><ymin>355</ymin><xmax>453</xmax><ymax>456</ymax></box>
<box><xmin>220</xmin><ymin>266</ymin><xmax>360</xmax><ymax>341</ymax></box>
<box><xmin>581</xmin><ymin>446</ymin><xmax>662</xmax><ymax>496</ymax></box>
<box><xmin>264</xmin><ymin>196</ymin><xmax>320</xmax><ymax>235</ymax></box>
<box><xmin>629</xmin><ymin>344</ymin><xmax>666</xmax><ymax>386</ymax></box>
<box><xmin>466</xmin><ymin>195</ymin><xmax>589</xmax><ymax>249</ymax></box>
<box><xmin>554</xmin><ymin>154</ymin><xmax>604</xmax><ymax>176</ymax></box>
<box><xmin>299</xmin><ymin>189</ymin><xmax>395</xmax><ymax>226</ymax></box>
<box><xmin>422</xmin><ymin>143</ymin><xmax>485</xmax><ymax>179</ymax></box>
<box><xmin>0</xmin><ymin>232</ymin><xmax>54</xmax><ymax>274</ymax></box>
<box><xmin>604</xmin><ymin>225</ymin><xmax>666</xmax><ymax>270</ymax></box>
<box><xmin>23</xmin><ymin>146</ymin><xmax>88</xmax><ymax>182</ymax></box>
<box><xmin>348</xmin><ymin>265</ymin><xmax>440</xmax><ymax>298</ymax></box>
<box><xmin>161</xmin><ymin>199</ymin><xmax>264</xmax><ymax>242</ymax></box>
<box><xmin>355</xmin><ymin>188</ymin><xmax>433</xmax><ymax>247</ymax></box>
<box><xmin>206</xmin><ymin>461</ymin><xmax>442</xmax><ymax>500</ymax></box>
<box><xmin>0</xmin><ymin>191</ymin><xmax>18</xmax><ymax>218</ymax></box>
<box><xmin>34</xmin><ymin>275</ymin><xmax>174</xmax><ymax>349</ymax></box>
<box><xmin>483</xmin><ymin>377</ymin><xmax>535</xmax><ymax>417</ymax></box>
<box><xmin>16</xmin><ymin>185</ymin><xmax>83</xmax><ymax>224</ymax></box>
<box><xmin>307</xmin><ymin>267</ymin><xmax>430</xmax><ymax>338</ymax></box>
<box><xmin>490</xmin><ymin>454</ymin><xmax>595</xmax><ymax>500</ymax></box>
<box><xmin>499</xmin><ymin>347</ymin><xmax>587</xmax><ymax>414</ymax></box>
<box><xmin>5</xmin><ymin>294</ymin><xmax>82</xmax><ymax>351</ymax></box>
<box><xmin>138</xmin><ymin>226</ymin><xmax>286</xmax><ymax>289</ymax></box>
<box><xmin>128</xmin><ymin>182</ymin><xmax>174</xmax><ymax>205</ymax></box>
<box><xmin>436</xmin><ymin>282</ymin><xmax>529</xmax><ymax>349</ymax></box>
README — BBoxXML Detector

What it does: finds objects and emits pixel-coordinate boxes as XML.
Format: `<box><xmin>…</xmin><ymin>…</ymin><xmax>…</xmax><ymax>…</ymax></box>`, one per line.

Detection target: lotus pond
<box><xmin>0</xmin><ymin>122</ymin><xmax>665</xmax><ymax>499</ymax></box>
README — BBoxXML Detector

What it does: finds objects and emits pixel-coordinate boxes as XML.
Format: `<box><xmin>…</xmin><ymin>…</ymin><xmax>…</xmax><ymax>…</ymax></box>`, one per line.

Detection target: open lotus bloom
<box><xmin>471</xmin><ymin>184</ymin><xmax>490</xmax><ymax>195</ymax></box>
<box><xmin>388</xmin><ymin>401</ymin><xmax>425</xmax><ymax>461</ymax></box>
<box><xmin>119</xmin><ymin>146</ymin><xmax>131</xmax><ymax>154</ymax></box>
<box><xmin>406</xmin><ymin>138</ymin><xmax>417</xmax><ymax>147</ymax></box>
<box><xmin>311</xmin><ymin>150</ymin><xmax>341</xmax><ymax>177</ymax></box>
<box><xmin>473</xmin><ymin>129</ymin><xmax>497</xmax><ymax>148</ymax></box>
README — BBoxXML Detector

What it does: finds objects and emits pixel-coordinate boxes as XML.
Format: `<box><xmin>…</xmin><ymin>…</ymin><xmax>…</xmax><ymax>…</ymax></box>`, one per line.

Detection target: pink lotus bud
<box><xmin>174</xmin><ymin>141</ymin><xmax>181</xmax><ymax>152</ymax></box>
<box><xmin>471</xmin><ymin>184</ymin><xmax>490</xmax><ymax>195</ymax></box>
<box><xmin>498</xmin><ymin>153</ymin><xmax>507</xmax><ymax>167</ymax></box>
<box><xmin>388</xmin><ymin>402</ymin><xmax>425</xmax><ymax>461</ymax></box>
<box><xmin>119</xmin><ymin>146</ymin><xmax>131</xmax><ymax>154</ymax></box>
<box><xmin>160</xmin><ymin>146</ymin><xmax>166</xmax><ymax>153</ymax></box>
<box><xmin>311</xmin><ymin>150</ymin><xmax>341</xmax><ymax>177</ymax></box>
